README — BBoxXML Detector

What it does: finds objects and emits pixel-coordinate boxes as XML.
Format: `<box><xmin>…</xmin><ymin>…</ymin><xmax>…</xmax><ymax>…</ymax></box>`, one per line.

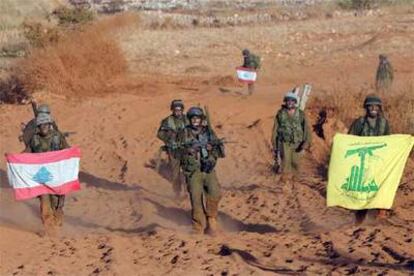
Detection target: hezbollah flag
<box><xmin>327</xmin><ymin>134</ymin><xmax>414</xmax><ymax>210</ymax></box>
<box><xmin>5</xmin><ymin>147</ymin><xmax>81</xmax><ymax>201</ymax></box>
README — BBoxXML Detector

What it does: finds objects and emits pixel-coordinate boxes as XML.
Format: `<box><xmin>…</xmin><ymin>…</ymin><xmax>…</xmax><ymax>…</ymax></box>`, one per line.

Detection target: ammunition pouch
<box><xmin>182</xmin><ymin>157</ymin><xmax>200</xmax><ymax>174</ymax></box>
<box><xmin>51</xmin><ymin>134</ymin><xmax>61</xmax><ymax>151</ymax></box>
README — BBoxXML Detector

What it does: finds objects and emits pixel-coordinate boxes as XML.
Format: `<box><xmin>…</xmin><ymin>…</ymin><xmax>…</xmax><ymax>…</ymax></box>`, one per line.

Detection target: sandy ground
<box><xmin>1</xmin><ymin>7</ymin><xmax>414</xmax><ymax>276</ymax></box>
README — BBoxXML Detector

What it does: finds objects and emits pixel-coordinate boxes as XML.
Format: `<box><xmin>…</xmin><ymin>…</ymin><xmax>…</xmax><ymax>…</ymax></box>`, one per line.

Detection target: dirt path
<box><xmin>1</xmin><ymin>7</ymin><xmax>414</xmax><ymax>276</ymax></box>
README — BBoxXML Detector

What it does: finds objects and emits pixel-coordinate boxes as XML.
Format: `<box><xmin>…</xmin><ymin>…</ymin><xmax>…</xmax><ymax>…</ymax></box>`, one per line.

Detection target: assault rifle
<box><xmin>63</xmin><ymin>131</ymin><xmax>77</xmax><ymax>138</ymax></box>
<box><xmin>166</xmin><ymin>138</ymin><xmax>235</xmax><ymax>152</ymax></box>
<box><xmin>204</xmin><ymin>105</ymin><xmax>226</xmax><ymax>158</ymax></box>
<box><xmin>272</xmin><ymin>136</ymin><xmax>283</xmax><ymax>174</ymax></box>
<box><xmin>155</xmin><ymin>138</ymin><xmax>235</xmax><ymax>172</ymax></box>
<box><xmin>180</xmin><ymin>138</ymin><xmax>235</xmax><ymax>162</ymax></box>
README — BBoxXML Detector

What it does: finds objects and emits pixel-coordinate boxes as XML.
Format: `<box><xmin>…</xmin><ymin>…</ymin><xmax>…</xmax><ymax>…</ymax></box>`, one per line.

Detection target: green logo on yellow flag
<box><xmin>341</xmin><ymin>144</ymin><xmax>386</xmax><ymax>200</ymax></box>
<box><xmin>327</xmin><ymin>134</ymin><xmax>414</xmax><ymax>210</ymax></box>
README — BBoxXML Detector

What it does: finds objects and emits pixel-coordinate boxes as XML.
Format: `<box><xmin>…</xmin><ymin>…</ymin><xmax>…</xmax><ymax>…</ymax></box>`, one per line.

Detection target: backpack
<box><xmin>251</xmin><ymin>54</ymin><xmax>261</xmax><ymax>69</ymax></box>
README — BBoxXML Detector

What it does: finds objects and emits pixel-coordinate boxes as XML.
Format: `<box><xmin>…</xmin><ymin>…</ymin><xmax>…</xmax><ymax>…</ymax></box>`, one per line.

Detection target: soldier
<box><xmin>375</xmin><ymin>54</ymin><xmax>394</xmax><ymax>91</ymax></box>
<box><xmin>349</xmin><ymin>95</ymin><xmax>390</xmax><ymax>224</ymax></box>
<box><xmin>24</xmin><ymin>112</ymin><xmax>69</xmax><ymax>234</ymax></box>
<box><xmin>242</xmin><ymin>49</ymin><xmax>261</xmax><ymax>95</ymax></box>
<box><xmin>157</xmin><ymin>99</ymin><xmax>188</xmax><ymax>199</ymax></box>
<box><xmin>176</xmin><ymin>107</ymin><xmax>224</xmax><ymax>235</ymax></box>
<box><xmin>271</xmin><ymin>92</ymin><xmax>312</xmax><ymax>180</ymax></box>
<box><xmin>21</xmin><ymin>102</ymin><xmax>59</xmax><ymax>148</ymax></box>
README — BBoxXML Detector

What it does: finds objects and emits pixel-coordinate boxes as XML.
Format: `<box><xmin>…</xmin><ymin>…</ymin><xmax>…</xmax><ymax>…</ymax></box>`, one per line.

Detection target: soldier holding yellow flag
<box><xmin>348</xmin><ymin>95</ymin><xmax>390</xmax><ymax>224</ymax></box>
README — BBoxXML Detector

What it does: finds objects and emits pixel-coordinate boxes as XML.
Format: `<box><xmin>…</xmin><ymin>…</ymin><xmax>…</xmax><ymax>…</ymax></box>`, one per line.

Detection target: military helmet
<box><xmin>170</xmin><ymin>99</ymin><xmax>184</xmax><ymax>110</ymax></box>
<box><xmin>37</xmin><ymin>104</ymin><xmax>51</xmax><ymax>114</ymax></box>
<box><xmin>284</xmin><ymin>92</ymin><xmax>298</xmax><ymax>103</ymax></box>
<box><xmin>187</xmin><ymin>107</ymin><xmax>204</xmax><ymax>119</ymax></box>
<box><xmin>36</xmin><ymin>113</ymin><xmax>53</xmax><ymax>126</ymax></box>
<box><xmin>242</xmin><ymin>49</ymin><xmax>250</xmax><ymax>56</ymax></box>
<box><xmin>364</xmin><ymin>95</ymin><xmax>382</xmax><ymax>107</ymax></box>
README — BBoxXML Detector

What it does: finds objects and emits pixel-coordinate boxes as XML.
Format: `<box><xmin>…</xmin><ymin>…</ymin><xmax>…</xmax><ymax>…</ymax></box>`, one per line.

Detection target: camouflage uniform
<box><xmin>21</xmin><ymin>103</ymin><xmax>59</xmax><ymax>148</ymax></box>
<box><xmin>348</xmin><ymin>116</ymin><xmax>390</xmax><ymax>137</ymax></box>
<box><xmin>242</xmin><ymin>49</ymin><xmax>261</xmax><ymax>95</ymax></box>
<box><xmin>176</xmin><ymin>119</ymin><xmax>224</xmax><ymax>234</ymax></box>
<box><xmin>349</xmin><ymin>95</ymin><xmax>390</xmax><ymax>224</ymax></box>
<box><xmin>375</xmin><ymin>54</ymin><xmax>393</xmax><ymax>91</ymax></box>
<box><xmin>22</xmin><ymin>119</ymin><xmax>59</xmax><ymax>147</ymax></box>
<box><xmin>157</xmin><ymin>114</ymin><xmax>188</xmax><ymax>197</ymax></box>
<box><xmin>25</xmin><ymin>124</ymin><xmax>69</xmax><ymax>229</ymax></box>
<box><xmin>271</xmin><ymin>104</ymin><xmax>312</xmax><ymax>176</ymax></box>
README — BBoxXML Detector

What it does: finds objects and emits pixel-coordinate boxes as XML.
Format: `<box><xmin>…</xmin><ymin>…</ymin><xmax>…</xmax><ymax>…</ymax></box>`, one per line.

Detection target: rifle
<box><xmin>31</xmin><ymin>100</ymin><xmax>38</xmax><ymax>116</ymax></box>
<box><xmin>272</xmin><ymin>136</ymin><xmax>283</xmax><ymax>174</ymax></box>
<box><xmin>165</xmin><ymin>138</ymin><xmax>235</xmax><ymax>151</ymax></box>
<box><xmin>204</xmin><ymin>106</ymin><xmax>217</xmax><ymax>136</ymax></box>
<box><xmin>62</xmin><ymin>131</ymin><xmax>77</xmax><ymax>138</ymax></box>
<box><xmin>155</xmin><ymin>146</ymin><xmax>165</xmax><ymax>173</ymax></box>
<box><xmin>204</xmin><ymin>105</ymin><xmax>225</xmax><ymax>158</ymax></box>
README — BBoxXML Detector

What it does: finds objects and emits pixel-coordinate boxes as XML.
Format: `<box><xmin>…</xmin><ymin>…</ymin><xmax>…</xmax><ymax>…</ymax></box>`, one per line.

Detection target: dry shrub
<box><xmin>337</xmin><ymin>0</ymin><xmax>377</xmax><ymax>10</ymax></box>
<box><xmin>308</xmin><ymin>85</ymin><xmax>414</xmax><ymax>134</ymax></box>
<box><xmin>52</xmin><ymin>6</ymin><xmax>94</xmax><ymax>26</ymax></box>
<box><xmin>383</xmin><ymin>86</ymin><xmax>414</xmax><ymax>134</ymax></box>
<box><xmin>0</xmin><ymin>75</ymin><xmax>30</xmax><ymax>104</ymax></box>
<box><xmin>22</xmin><ymin>21</ymin><xmax>61</xmax><ymax>48</ymax></box>
<box><xmin>15</xmin><ymin>16</ymin><xmax>129</xmax><ymax>96</ymax></box>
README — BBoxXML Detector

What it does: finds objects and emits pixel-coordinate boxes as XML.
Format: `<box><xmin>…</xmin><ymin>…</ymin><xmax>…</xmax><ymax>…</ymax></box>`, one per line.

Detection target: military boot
<box><xmin>206</xmin><ymin>199</ymin><xmax>220</xmax><ymax>236</ymax></box>
<box><xmin>247</xmin><ymin>83</ymin><xmax>255</xmax><ymax>95</ymax></box>
<box><xmin>39</xmin><ymin>195</ymin><xmax>54</xmax><ymax>225</ymax></box>
<box><xmin>280</xmin><ymin>172</ymin><xmax>293</xmax><ymax>183</ymax></box>
<box><xmin>54</xmin><ymin>209</ymin><xmax>64</xmax><ymax>227</ymax></box>
<box><xmin>192</xmin><ymin>222</ymin><xmax>204</xmax><ymax>235</ymax></box>
<box><xmin>377</xmin><ymin>209</ymin><xmax>387</xmax><ymax>220</ymax></box>
<box><xmin>355</xmin><ymin>210</ymin><xmax>368</xmax><ymax>225</ymax></box>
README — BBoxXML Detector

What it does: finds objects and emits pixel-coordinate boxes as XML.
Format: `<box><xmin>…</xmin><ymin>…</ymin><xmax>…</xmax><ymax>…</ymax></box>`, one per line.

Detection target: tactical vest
<box><xmin>30</xmin><ymin>131</ymin><xmax>62</xmax><ymax>153</ymax></box>
<box><xmin>167</xmin><ymin>116</ymin><xmax>187</xmax><ymax>132</ymax></box>
<box><xmin>357</xmin><ymin>116</ymin><xmax>388</xmax><ymax>136</ymax></box>
<box><xmin>179</xmin><ymin>127</ymin><xmax>216</xmax><ymax>174</ymax></box>
<box><xmin>243</xmin><ymin>54</ymin><xmax>261</xmax><ymax>69</ymax></box>
<box><xmin>22</xmin><ymin>119</ymin><xmax>59</xmax><ymax>147</ymax></box>
<box><xmin>277</xmin><ymin>109</ymin><xmax>305</xmax><ymax>144</ymax></box>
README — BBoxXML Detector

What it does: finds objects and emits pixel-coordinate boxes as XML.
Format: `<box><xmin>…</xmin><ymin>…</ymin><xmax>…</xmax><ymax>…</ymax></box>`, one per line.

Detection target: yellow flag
<box><xmin>327</xmin><ymin>134</ymin><xmax>414</xmax><ymax>210</ymax></box>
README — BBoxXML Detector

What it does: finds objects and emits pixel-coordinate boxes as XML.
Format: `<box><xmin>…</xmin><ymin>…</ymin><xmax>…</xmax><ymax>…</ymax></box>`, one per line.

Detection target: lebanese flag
<box><xmin>236</xmin><ymin>66</ymin><xmax>257</xmax><ymax>83</ymax></box>
<box><xmin>5</xmin><ymin>147</ymin><xmax>81</xmax><ymax>201</ymax></box>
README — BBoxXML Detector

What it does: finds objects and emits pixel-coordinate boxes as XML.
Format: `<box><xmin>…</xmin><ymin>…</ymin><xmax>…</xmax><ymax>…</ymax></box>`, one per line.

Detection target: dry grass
<box><xmin>13</xmin><ymin>16</ymin><xmax>132</xmax><ymax>96</ymax></box>
<box><xmin>308</xmin><ymin>85</ymin><xmax>414</xmax><ymax>134</ymax></box>
<box><xmin>0</xmin><ymin>75</ymin><xmax>29</xmax><ymax>104</ymax></box>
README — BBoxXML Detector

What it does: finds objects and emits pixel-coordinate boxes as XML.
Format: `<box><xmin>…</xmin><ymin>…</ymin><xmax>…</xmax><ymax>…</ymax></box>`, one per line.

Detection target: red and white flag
<box><xmin>5</xmin><ymin>147</ymin><xmax>81</xmax><ymax>201</ymax></box>
<box><xmin>236</xmin><ymin>66</ymin><xmax>257</xmax><ymax>83</ymax></box>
